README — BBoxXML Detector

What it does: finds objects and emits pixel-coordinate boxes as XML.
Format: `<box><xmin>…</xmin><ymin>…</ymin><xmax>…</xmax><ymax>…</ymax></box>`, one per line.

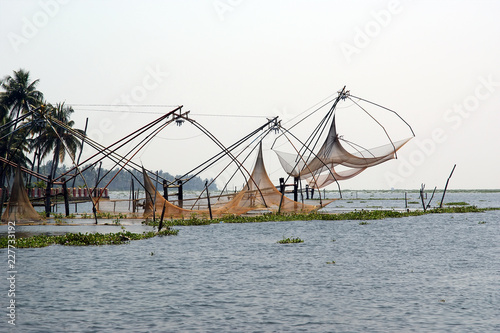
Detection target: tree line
<box><xmin>32</xmin><ymin>162</ymin><xmax>216</xmax><ymax>192</ymax></box>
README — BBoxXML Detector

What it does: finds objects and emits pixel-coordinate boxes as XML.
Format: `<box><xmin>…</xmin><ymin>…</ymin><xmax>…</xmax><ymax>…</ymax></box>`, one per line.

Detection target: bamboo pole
<box><xmin>439</xmin><ymin>164</ymin><xmax>457</xmax><ymax>208</ymax></box>
<box><xmin>205</xmin><ymin>181</ymin><xmax>213</xmax><ymax>220</ymax></box>
<box><xmin>62</xmin><ymin>177</ymin><xmax>70</xmax><ymax>216</ymax></box>
<box><xmin>158</xmin><ymin>201</ymin><xmax>166</xmax><ymax>232</ymax></box>
<box><xmin>427</xmin><ymin>186</ymin><xmax>437</xmax><ymax>209</ymax></box>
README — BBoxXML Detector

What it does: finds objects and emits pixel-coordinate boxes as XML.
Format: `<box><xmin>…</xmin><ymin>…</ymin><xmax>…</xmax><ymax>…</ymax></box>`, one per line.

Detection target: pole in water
<box><xmin>131</xmin><ymin>176</ymin><xmax>136</xmax><ymax>213</ymax></box>
<box><xmin>205</xmin><ymin>181</ymin><xmax>213</xmax><ymax>220</ymax></box>
<box><xmin>427</xmin><ymin>186</ymin><xmax>437</xmax><ymax>208</ymax></box>
<box><xmin>158</xmin><ymin>201</ymin><xmax>166</xmax><ymax>232</ymax></box>
<box><xmin>62</xmin><ymin>177</ymin><xmax>70</xmax><ymax>217</ymax></box>
<box><xmin>45</xmin><ymin>174</ymin><xmax>52</xmax><ymax>217</ymax></box>
<box><xmin>293</xmin><ymin>177</ymin><xmax>299</xmax><ymax>202</ymax></box>
<box><xmin>93</xmin><ymin>162</ymin><xmax>102</xmax><ymax>224</ymax></box>
<box><xmin>440</xmin><ymin>164</ymin><xmax>457</xmax><ymax>208</ymax></box>
<box><xmin>153</xmin><ymin>171</ymin><xmax>159</xmax><ymax>219</ymax></box>
<box><xmin>177</xmin><ymin>180</ymin><xmax>183</xmax><ymax>208</ymax></box>
<box><xmin>163</xmin><ymin>179</ymin><xmax>168</xmax><ymax>200</ymax></box>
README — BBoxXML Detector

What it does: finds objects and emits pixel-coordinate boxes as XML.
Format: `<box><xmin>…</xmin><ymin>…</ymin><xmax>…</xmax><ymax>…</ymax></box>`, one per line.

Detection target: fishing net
<box><xmin>1</xmin><ymin>166</ymin><xmax>43</xmax><ymax>223</ymax></box>
<box><xmin>143</xmin><ymin>144</ymin><xmax>323</xmax><ymax>219</ymax></box>
<box><xmin>274</xmin><ymin>116</ymin><xmax>412</xmax><ymax>188</ymax></box>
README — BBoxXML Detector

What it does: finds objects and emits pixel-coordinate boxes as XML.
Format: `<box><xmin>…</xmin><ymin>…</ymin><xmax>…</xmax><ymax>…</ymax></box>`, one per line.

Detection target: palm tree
<box><xmin>0</xmin><ymin>100</ymin><xmax>8</xmax><ymax>121</ymax></box>
<box><xmin>0</xmin><ymin>114</ymin><xmax>32</xmax><ymax>183</ymax></box>
<box><xmin>32</xmin><ymin>102</ymin><xmax>84</xmax><ymax>179</ymax></box>
<box><xmin>0</xmin><ymin>69</ymin><xmax>43</xmax><ymax>127</ymax></box>
<box><xmin>0</xmin><ymin>69</ymin><xmax>43</xmax><ymax>190</ymax></box>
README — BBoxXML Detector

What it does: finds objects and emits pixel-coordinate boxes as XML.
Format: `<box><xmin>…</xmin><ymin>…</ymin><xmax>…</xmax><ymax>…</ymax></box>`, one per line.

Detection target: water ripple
<box><xmin>2</xmin><ymin>210</ymin><xmax>500</xmax><ymax>332</ymax></box>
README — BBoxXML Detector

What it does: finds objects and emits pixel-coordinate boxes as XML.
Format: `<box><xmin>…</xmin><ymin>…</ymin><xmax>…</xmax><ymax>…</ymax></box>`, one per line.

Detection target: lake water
<box><xmin>1</xmin><ymin>191</ymin><xmax>500</xmax><ymax>332</ymax></box>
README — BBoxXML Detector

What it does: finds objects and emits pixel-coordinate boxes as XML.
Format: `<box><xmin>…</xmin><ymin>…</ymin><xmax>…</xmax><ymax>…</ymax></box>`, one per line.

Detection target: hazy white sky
<box><xmin>1</xmin><ymin>0</ymin><xmax>499</xmax><ymax>190</ymax></box>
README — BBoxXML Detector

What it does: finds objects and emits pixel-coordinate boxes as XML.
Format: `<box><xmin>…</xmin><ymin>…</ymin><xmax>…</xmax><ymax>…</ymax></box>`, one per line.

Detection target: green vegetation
<box><xmin>326</xmin><ymin>260</ymin><xmax>336</xmax><ymax>264</ymax></box>
<box><xmin>277</xmin><ymin>237</ymin><xmax>304</xmax><ymax>244</ymax></box>
<box><xmin>0</xmin><ymin>228</ymin><xmax>178</xmax><ymax>248</ymax></box>
<box><xmin>143</xmin><ymin>205</ymin><xmax>495</xmax><ymax>227</ymax></box>
<box><xmin>444</xmin><ymin>202</ymin><xmax>469</xmax><ymax>206</ymax></box>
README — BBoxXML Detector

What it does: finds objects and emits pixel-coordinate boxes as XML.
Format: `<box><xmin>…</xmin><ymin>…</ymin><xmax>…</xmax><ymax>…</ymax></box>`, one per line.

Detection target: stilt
<box><xmin>279</xmin><ymin>177</ymin><xmax>285</xmax><ymax>194</ymax></box>
<box><xmin>293</xmin><ymin>177</ymin><xmax>299</xmax><ymax>202</ymax></box>
<box><xmin>62</xmin><ymin>177</ymin><xmax>70</xmax><ymax>217</ymax></box>
<box><xmin>163</xmin><ymin>179</ymin><xmax>168</xmax><ymax>200</ymax></box>
<box><xmin>206</xmin><ymin>181</ymin><xmax>212</xmax><ymax>220</ymax></box>
<box><xmin>439</xmin><ymin>164</ymin><xmax>456</xmax><ymax>208</ymax></box>
<box><xmin>177</xmin><ymin>180</ymin><xmax>183</xmax><ymax>208</ymax></box>
<box><xmin>153</xmin><ymin>171</ymin><xmax>158</xmax><ymax>218</ymax></box>
<box><xmin>427</xmin><ymin>186</ymin><xmax>437</xmax><ymax>208</ymax></box>
<box><xmin>93</xmin><ymin>162</ymin><xmax>102</xmax><ymax>224</ymax></box>
<box><xmin>45</xmin><ymin>175</ymin><xmax>52</xmax><ymax>217</ymax></box>
<box><xmin>131</xmin><ymin>178</ymin><xmax>136</xmax><ymax>213</ymax></box>
<box><xmin>158</xmin><ymin>201</ymin><xmax>166</xmax><ymax>232</ymax></box>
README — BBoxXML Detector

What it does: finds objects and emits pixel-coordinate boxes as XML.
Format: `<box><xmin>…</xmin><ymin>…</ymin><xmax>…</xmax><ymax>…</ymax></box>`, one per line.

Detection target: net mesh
<box><xmin>143</xmin><ymin>144</ymin><xmax>322</xmax><ymax>219</ymax></box>
<box><xmin>274</xmin><ymin>116</ymin><xmax>412</xmax><ymax>188</ymax></box>
<box><xmin>1</xmin><ymin>167</ymin><xmax>43</xmax><ymax>223</ymax></box>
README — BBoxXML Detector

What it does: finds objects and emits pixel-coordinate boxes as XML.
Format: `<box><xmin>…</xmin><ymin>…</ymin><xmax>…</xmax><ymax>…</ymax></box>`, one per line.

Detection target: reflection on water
<box><xmin>1</xmin><ymin>202</ymin><xmax>499</xmax><ymax>332</ymax></box>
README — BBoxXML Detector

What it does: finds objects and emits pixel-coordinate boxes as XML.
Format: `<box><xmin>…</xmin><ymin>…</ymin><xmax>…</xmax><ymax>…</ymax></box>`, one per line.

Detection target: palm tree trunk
<box><xmin>51</xmin><ymin>142</ymin><xmax>61</xmax><ymax>180</ymax></box>
<box><xmin>28</xmin><ymin>148</ymin><xmax>39</xmax><ymax>184</ymax></box>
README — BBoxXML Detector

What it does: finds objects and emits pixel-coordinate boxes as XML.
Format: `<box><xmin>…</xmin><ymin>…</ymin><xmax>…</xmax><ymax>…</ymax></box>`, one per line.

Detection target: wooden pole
<box><xmin>45</xmin><ymin>175</ymin><xmax>52</xmax><ymax>217</ymax></box>
<box><xmin>158</xmin><ymin>201</ymin><xmax>166</xmax><ymax>232</ymax></box>
<box><xmin>205</xmin><ymin>181</ymin><xmax>213</xmax><ymax>220</ymax></box>
<box><xmin>279</xmin><ymin>177</ymin><xmax>285</xmax><ymax>194</ymax></box>
<box><xmin>293</xmin><ymin>177</ymin><xmax>299</xmax><ymax>202</ymax></box>
<box><xmin>278</xmin><ymin>177</ymin><xmax>285</xmax><ymax>213</ymax></box>
<box><xmin>131</xmin><ymin>177</ymin><xmax>136</xmax><ymax>213</ymax></box>
<box><xmin>427</xmin><ymin>186</ymin><xmax>437</xmax><ymax>209</ymax></box>
<box><xmin>61</xmin><ymin>177</ymin><xmax>70</xmax><ymax>217</ymax></box>
<box><xmin>163</xmin><ymin>179</ymin><xmax>168</xmax><ymax>200</ymax></box>
<box><xmin>93</xmin><ymin>162</ymin><xmax>101</xmax><ymax>224</ymax></box>
<box><xmin>299</xmin><ymin>178</ymin><xmax>304</xmax><ymax>203</ymax></box>
<box><xmin>177</xmin><ymin>180</ymin><xmax>183</xmax><ymax>208</ymax></box>
<box><xmin>439</xmin><ymin>164</ymin><xmax>457</xmax><ymax>208</ymax></box>
<box><xmin>153</xmin><ymin>171</ymin><xmax>158</xmax><ymax>219</ymax></box>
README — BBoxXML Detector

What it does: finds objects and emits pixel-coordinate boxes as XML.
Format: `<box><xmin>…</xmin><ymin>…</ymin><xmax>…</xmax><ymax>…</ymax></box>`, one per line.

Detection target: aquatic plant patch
<box><xmin>142</xmin><ymin>206</ymin><xmax>498</xmax><ymax>227</ymax></box>
<box><xmin>0</xmin><ymin>228</ymin><xmax>178</xmax><ymax>248</ymax></box>
<box><xmin>277</xmin><ymin>237</ymin><xmax>304</xmax><ymax>244</ymax></box>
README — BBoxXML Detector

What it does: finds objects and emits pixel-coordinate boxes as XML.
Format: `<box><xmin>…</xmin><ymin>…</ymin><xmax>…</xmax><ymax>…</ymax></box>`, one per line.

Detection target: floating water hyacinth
<box><xmin>0</xmin><ymin>229</ymin><xmax>178</xmax><ymax>248</ymax></box>
<box><xmin>277</xmin><ymin>237</ymin><xmax>304</xmax><ymax>244</ymax></box>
